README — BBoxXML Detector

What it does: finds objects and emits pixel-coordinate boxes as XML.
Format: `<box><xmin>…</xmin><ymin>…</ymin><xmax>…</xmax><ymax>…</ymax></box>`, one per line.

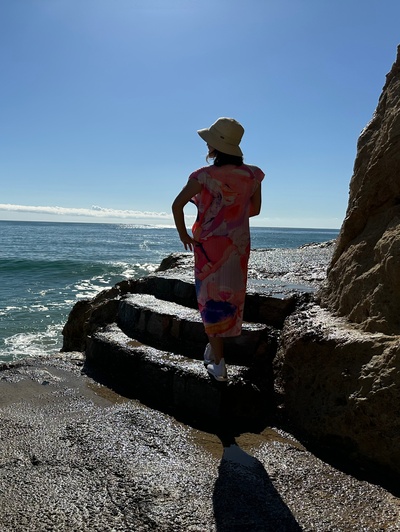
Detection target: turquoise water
<box><xmin>0</xmin><ymin>221</ymin><xmax>339</xmax><ymax>361</ymax></box>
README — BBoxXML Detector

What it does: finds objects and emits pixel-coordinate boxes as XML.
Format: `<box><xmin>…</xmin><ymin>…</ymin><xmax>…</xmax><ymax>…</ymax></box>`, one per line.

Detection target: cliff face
<box><xmin>319</xmin><ymin>45</ymin><xmax>400</xmax><ymax>335</ymax></box>
<box><xmin>276</xmin><ymin>46</ymin><xmax>400</xmax><ymax>482</ymax></box>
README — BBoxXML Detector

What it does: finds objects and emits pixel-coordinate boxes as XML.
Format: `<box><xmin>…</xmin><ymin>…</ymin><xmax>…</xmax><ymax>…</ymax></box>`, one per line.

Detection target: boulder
<box><xmin>276</xmin><ymin>305</ymin><xmax>400</xmax><ymax>479</ymax></box>
<box><xmin>61</xmin><ymin>279</ymin><xmax>138</xmax><ymax>352</ymax></box>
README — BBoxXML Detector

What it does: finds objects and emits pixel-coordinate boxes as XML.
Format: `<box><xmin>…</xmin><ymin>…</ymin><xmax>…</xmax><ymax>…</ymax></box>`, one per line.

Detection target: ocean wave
<box><xmin>0</xmin><ymin>306</ymin><xmax>20</xmax><ymax>317</ymax></box>
<box><xmin>0</xmin><ymin>222</ymin><xmax>184</xmax><ymax>362</ymax></box>
<box><xmin>1</xmin><ymin>323</ymin><xmax>63</xmax><ymax>361</ymax></box>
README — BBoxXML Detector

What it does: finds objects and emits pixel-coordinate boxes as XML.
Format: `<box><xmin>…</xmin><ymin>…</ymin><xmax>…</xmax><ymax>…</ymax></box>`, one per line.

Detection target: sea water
<box><xmin>0</xmin><ymin>221</ymin><xmax>339</xmax><ymax>362</ymax></box>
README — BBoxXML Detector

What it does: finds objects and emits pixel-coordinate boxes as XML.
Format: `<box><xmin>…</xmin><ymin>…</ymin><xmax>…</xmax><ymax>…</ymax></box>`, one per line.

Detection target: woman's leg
<box><xmin>208</xmin><ymin>336</ymin><xmax>224</xmax><ymax>364</ymax></box>
<box><xmin>207</xmin><ymin>336</ymin><xmax>227</xmax><ymax>381</ymax></box>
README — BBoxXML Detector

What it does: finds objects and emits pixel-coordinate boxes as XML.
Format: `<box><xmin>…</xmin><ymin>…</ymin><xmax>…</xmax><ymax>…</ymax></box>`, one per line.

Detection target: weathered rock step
<box><xmin>135</xmin><ymin>272</ymin><xmax>300</xmax><ymax>328</ymax></box>
<box><xmin>86</xmin><ymin>323</ymin><xmax>271</xmax><ymax>429</ymax></box>
<box><xmin>117</xmin><ymin>293</ymin><xmax>275</xmax><ymax>365</ymax></box>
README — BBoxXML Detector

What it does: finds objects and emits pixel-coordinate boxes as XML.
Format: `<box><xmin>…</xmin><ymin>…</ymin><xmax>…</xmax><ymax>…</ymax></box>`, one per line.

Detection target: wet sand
<box><xmin>1</xmin><ymin>353</ymin><xmax>399</xmax><ymax>531</ymax></box>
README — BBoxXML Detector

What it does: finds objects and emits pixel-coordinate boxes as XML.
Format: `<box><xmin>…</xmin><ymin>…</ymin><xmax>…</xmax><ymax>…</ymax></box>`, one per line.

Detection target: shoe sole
<box><xmin>206</xmin><ymin>367</ymin><xmax>228</xmax><ymax>382</ymax></box>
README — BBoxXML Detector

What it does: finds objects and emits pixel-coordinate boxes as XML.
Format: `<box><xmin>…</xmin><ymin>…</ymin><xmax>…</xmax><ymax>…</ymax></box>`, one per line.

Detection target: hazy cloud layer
<box><xmin>0</xmin><ymin>204</ymin><xmax>172</xmax><ymax>220</ymax></box>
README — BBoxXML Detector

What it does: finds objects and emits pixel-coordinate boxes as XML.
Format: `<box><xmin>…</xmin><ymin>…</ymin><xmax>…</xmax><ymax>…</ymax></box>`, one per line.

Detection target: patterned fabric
<box><xmin>189</xmin><ymin>164</ymin><xmax>265</xmax><ymax>337</ymax></box>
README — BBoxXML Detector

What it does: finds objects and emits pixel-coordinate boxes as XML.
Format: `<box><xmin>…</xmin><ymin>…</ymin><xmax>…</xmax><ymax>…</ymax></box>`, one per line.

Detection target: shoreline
<box><xmin>0</xmin><ymin>244</ymin><xmax>335</xmax><ymax>365</ymax></box>
<box><xmin>1</xmin><ymin>353</ymin><xmax>399</xmax><ymax>530</ymax></box>
<box><xmin>1</xmin><ymin>242</ymin><xmax>400</xmax><ymax>529</ymax></box>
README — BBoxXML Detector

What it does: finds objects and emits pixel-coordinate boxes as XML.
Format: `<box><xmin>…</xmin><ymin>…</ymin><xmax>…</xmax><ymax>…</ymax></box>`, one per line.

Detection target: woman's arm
<box><xmin>249</xmin><ymin>183</ymin><xmax>262</xmax><ymax>217</ymax></box>
<box><xmin>172</xmin><ymin>179</ymin><xmax>202</xmax><ymax>251</ymax></box>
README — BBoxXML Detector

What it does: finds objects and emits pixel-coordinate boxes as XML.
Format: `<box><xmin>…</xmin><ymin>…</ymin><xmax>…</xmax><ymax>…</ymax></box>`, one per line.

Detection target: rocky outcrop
<box><xmin>62</xmin><ymin>248</ymin><xmax>329</xmax><ymax>432</ymax></box>
<box><xmin>277</xmin><ymin>46</ymin><xmax>400</xmax><ymax>482</ymax></box>
<box><xmin>320</xmin><ymin>45</ymin><xmax>400</xmax><ymax>335</ymax></box>
<box><xmin>276</xmin><ymin>305</ymin><xmax>400</xmax><ymax>482</ymax></box>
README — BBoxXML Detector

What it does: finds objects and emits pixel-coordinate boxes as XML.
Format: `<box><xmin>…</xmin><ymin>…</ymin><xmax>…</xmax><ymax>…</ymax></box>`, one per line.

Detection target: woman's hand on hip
<box><xmin>180</xmin><ymin>232</ymin><xmax>197</xmax><ymax>251</ymax></box>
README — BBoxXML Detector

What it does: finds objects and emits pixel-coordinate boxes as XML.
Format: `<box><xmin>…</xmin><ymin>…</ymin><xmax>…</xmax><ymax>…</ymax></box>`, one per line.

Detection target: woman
<box><xmin>172</xmin><ymin>117</ymin><xmax>264</xmax><ymax>381</ymax></box>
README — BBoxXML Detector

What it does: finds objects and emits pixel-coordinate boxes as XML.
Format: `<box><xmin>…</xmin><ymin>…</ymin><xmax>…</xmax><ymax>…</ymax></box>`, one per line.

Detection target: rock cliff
<box><xmin>277</xmin><ymin>45</ymin><xmax>400</xmax><ymax>483</ymax></box>
<box><xmin>320</xmin><ymin>45</ymin><xmax>400</xmax><ymax>335</ymax></box>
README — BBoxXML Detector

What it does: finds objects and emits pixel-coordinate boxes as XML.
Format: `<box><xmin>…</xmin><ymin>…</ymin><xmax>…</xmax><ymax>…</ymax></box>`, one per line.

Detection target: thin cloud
<box><xmin>0</xmin><ymin>203</ymin><xmax>172</xmax><ymax>219</ymax></box>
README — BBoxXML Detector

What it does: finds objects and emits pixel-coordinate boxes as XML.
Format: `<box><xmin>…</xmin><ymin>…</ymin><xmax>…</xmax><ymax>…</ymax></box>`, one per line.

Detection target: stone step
<box><xmin>134</xmin><ymin>271</ymin><xmax>302</xmax><ymax>328</ymax></box>
<box><xmin>117</xmin><ymin>293</ymin><xmax>275</xmax><ymax>365</ymax></box>
<box><xmin>85</xmin><ymin>323</ymin><xmax>272</xmax><ymax>431</ymax></box>
<box><xmin>63</xmin><ymin>253</ymin><xmax>307</xmax><ymax>430</ymax></box>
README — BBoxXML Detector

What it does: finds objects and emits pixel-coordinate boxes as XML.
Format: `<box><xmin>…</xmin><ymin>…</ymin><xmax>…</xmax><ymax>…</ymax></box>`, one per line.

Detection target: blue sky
<box><xmin>1</xmin><ymin>0</ymin><xmax>399</xmax><ymax>229</ymax></box>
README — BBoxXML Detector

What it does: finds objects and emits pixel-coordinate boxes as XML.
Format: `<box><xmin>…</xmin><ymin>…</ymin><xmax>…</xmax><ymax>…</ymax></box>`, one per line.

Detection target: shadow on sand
<box><xmin>213</xmin><ymin>441</ymin><xmax>302</xmax><ymax>531</ymax></box>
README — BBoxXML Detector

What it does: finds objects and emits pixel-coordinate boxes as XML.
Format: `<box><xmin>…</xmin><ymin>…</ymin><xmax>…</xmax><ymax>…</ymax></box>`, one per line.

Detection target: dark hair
<box><xmin>210</xmin><ymin>149</ymin><xmax>243</xmax><ymax>167</ymax></box>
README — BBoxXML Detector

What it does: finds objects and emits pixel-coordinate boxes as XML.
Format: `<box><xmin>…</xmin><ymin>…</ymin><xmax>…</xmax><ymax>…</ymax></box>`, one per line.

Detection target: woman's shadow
<box><xmin>213</xmin><ymin>438</ymin><xmax>302</xmax><ymax>531</ymax></box>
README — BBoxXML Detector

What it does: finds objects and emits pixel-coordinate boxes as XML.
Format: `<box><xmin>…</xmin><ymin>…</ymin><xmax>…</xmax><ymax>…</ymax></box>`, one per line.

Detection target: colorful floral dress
<box><xmin>189</xmin><ymin>164</ymin><xmax>265</xmax><ymax>337</ymax></box>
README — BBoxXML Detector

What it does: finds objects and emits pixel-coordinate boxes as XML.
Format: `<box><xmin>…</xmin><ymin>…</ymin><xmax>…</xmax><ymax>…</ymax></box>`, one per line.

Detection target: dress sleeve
<box><xmin>189</xmin><ymin>167</ymin><xmax>208</xmax><ymax>184</ymax></box>
<box><xmin>254</xmin><ymin>166</ymin><xmax>265</xmax><ymax>183</ymax></box>
<box><xmin>248</xmin><ymin>165</ymin><xmax>265</xmax><ymax>194</ymax></box>
<box><xmin>188</xmin><ymin>167</ymin><xmax>207</xmax><ymax>206</ymax></box>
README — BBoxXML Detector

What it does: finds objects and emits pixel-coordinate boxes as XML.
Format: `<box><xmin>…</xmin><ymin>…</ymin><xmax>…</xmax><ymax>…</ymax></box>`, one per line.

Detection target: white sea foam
<box><xmin>31</xmin><ymin>304</ymin><xmax>50</xmax><ymax>311</ymax></box>
<box><xmin>73</xmin><ymin>281</ymin><xmax>104</xmax><ymax>300</ymax></box>
<box><xmin>130</xmin><ymin>263</ymin><xmax>158</xmax><ymax>275</ymax></box>
<box><xmin>0</xmin><ymin>306</ymin><xmax>20</xmax><ymax>317</ymax></box>
<box><xmin>1</xmin><ymin>324</ymin><xmax>63</xmax><ymax>361</ymax></box>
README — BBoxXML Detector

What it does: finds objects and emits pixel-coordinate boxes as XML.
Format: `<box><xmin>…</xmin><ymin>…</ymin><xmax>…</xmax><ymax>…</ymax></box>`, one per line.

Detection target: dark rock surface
<box><xmin>275</xmin><ymin>305</ymin><xmax>400</xmax><ymax>483</ymax></box>
<box><xmin>85</xmin><ymin>322</ymin><xmax>270</xmax><ymax>431</ymax></box>
<box><xmin>1</xmin><ymin>354</ymin><xmax>399</xmax><ymax>531</ymax></box>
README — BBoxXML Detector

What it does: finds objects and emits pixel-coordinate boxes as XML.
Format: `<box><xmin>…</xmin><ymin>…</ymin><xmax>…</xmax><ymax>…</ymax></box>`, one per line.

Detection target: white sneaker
<box><xmin>207</xmin><ymin>359</ymin><xmax>228</xmax><ymax>382</ymax></box>
<box><xmin>203</xmin><ymin>343</ymin><xmax>214</xmax><ymax>366</ymax></box>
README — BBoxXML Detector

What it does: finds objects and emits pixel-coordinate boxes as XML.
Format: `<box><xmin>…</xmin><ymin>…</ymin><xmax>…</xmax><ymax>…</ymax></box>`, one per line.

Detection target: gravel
<box><xmin>0</xmin><ymin>354</ymin><xmax>399</xmax><ymax>531</ymax></box>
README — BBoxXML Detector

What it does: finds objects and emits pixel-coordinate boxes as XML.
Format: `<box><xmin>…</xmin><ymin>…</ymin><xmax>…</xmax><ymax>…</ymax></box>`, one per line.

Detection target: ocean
<box><xmin>0</xmin><ymin>221</ymin><xmax>339</xmax><ymax>362</ymax></box>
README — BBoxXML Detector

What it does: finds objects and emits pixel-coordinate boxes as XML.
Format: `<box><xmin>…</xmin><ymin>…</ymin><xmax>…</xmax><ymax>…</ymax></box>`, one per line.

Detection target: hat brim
<box><xmin>197</xmin><ymin>128</ymin><xmax>243</xmax><ymax>157</ymax></box>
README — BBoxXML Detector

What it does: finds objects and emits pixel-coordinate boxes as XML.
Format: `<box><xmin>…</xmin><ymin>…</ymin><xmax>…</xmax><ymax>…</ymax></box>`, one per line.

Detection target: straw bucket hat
<box><xmin>197</xmin><ymin>117</ymin><xmax>244</xmax><ymax>156</ymax></box>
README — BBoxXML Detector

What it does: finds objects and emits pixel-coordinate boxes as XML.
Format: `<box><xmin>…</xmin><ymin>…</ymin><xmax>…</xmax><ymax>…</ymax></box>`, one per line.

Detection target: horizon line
<box><xmin>0</xmin><ymin>218</ymin><xmax>341</xmax><ymax>232</ymax></box>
